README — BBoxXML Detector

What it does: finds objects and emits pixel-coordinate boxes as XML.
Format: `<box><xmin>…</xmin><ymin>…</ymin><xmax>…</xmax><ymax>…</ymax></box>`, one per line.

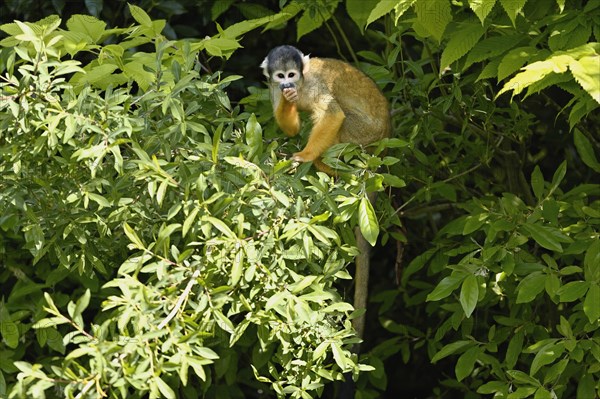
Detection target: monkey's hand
<box><xmin>292</xmin><ymin>151</ymin><xmax>316</xmax><ymax>162</ymax></box>
<box><xmin>282</xmin><ymin>87</ymin><xmax>298</xmax><ymax>103</ymax></box>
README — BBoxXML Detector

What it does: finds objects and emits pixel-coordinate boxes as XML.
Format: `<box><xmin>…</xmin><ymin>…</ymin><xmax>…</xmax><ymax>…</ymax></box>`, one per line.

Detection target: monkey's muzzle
<box><xmin>279</xmin><ymin>82</ymin><xmax>295</xmax><ymax>90</ymax></box>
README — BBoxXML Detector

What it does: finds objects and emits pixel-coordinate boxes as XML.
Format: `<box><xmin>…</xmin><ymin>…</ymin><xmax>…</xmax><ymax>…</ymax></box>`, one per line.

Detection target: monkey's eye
<box><xmin>276</xmin><ymin>73</ymin><xmax>285</xmax><ymax>79</ymax></box>
<box><xmin>288</xmin><ymin>72</ymin><xmax>295</xmax><ymax>78</ymax></box>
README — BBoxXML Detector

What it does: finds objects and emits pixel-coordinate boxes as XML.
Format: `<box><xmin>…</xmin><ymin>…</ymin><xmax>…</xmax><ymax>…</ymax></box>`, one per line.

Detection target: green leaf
<box><xmin>245</xmin><ymin>114</ymin><xmax>262</xmax><ymax>162</ymax></box>
<box><xmin>557</xmin><ymin>281</ymin><xmax>590</xmax><ymax>302</ymax></box>
<box><xmin>507</xmin><ymin>370</ymin><xmax>541</xmax><ymax>386</ymax></box>
<box><xmin>584</xmin><ymin>239</ymin><xmax>600</xmax><ymax>281</ymax></box>
<box><xmin>516</xmin><ymin>272</ymin><xmax>547</xmax><ymax>303</ymax></box>
<box><xmin>414</xmin><ymin>0</ymin><xmax>452</xmax><ymax>42</ymax></box>
<box><xmin>549</xmin><ymin>161</ymin><xmax>567</xmax><ymax>195</ymax></box>
<box><xmin>498</xmin><ymin>53</ymin><xmax>570</xmax><ymax>98</ymax></box>
<box><xmin>459</xmin><ymin>275</ymin><xmax>479</xmax><ymax>318</ymax></box>
<box><xmin>577</xmin><ymin>374</ymin><xmax>596</xmax><ymax>399</ymax></box>
<box><xmin>478</xmin><ymin>381</ymin><xmax>508</xmax><ymax>395</ymax></box>
<box><xmin>455</xmin><ymin>346</ymin><xmax>480</xmax><ymax>382</ymax></box>
<box><xmin>123</xmin><ymin>223</ymin><xmax>145</xmax><ymax>249</ymax></box>
<box><xmin>347</xmin><ymin>0</ymin><xmax>381</xmax><ymax>30</ymax></box>
<box><xmin>331</xmin><ymin>343</ymin><xmax>349</xmax><ymax>371</ymax></box>
<box><xmin>506</xmin><ymin>331</ymin><xmax>524</xmax><ymax>368</ymax></box>
<box><xmin>573</xmin><ymin>129</ymin><xmax>600</xmax><ymax>172</ymax></box>
<box><xmin>154</xmin><ymin>376</ymin><xmax>176</xmax><ymax>399</ymax></box>
<box><xmin>497</xmin><ymin>46</ymin><xmax>537</xmax><ymax>81</ymax></box>
<box><xmin>358</xmin><ymin>196</ymin><xmax>379</xmax><ymax>246</ymax></box>
<box><xmin>65</xmin><ymin>14</ymin><xmax>106</xmax><ymax>42</ymax></box>
<box><xmin>499</xmin><ymin>0</ymin><xmax>527</xmax><ymax>26</ymax></box>
<box><xmin>530</xmin><ymin>343</ymin><xmax>564</xmax><ymax>376</ymax></box>
<box><xmin>521</xmin><ymin>224</ymin><xmax>563</xmax><ymax>252</ymax></box>
<box><xmin>129</xmin><ymin>4</ymin><xmax>153</xmax><ymax>26</ymax></box>
<box><xmin>204</xmin><ymin>216</ymin><xmax>236</xmax><ymax>239</ymax></box>
<box><xmin>531</xmin><ymin>166</ymin><xmax>545</xmax><ymax>200</ymax></box>
<box><xmin>570</xmin><ymin>56</ymin><xmax>600</xmax><ymax>104</ymax></box>
<box><xmin>583</xmin><ymin>283</ymin><xmax>600</xmax><ymax>323</ymax></box>
<box><xmin>0</xmin><ymin>321</ymin><xmax>19</xmax><ymax>348</ymax></box>
<box><xmin>469</xmin><ymin>0</ymin><xmax>497</xmax><ymax>23</ymax></box>
<box><xmin>440</xmin><ymin>22</ymin><xmax>486</xmax><ymax>72</ymax></box>
<box><xmin>464</xmin><ymin>34</ymin><xmax>523</xmax><ymax>71</ymax></box>
<box><xmin>366</xmin><ymin>0</ymin><xmax>408</xmax><ymax>27</ymax></box>
<box><xmin>73</xmin><ymin>289</ymin><xmax>91</xmax><ymax>319</ymax></box>
<box><xmin>231</xmin><ymin>244</ymin><xmax>244</xmax><ymax>286</ymax></box>
<box><xmin>427</xmin><ymin>273</ymin><xmax>466</xmax><ymax>302</ymax></box>
<box><xmin>431</xmin><ymin>340</ymin><xmax>473</xmax><ymax>363</ymax></box>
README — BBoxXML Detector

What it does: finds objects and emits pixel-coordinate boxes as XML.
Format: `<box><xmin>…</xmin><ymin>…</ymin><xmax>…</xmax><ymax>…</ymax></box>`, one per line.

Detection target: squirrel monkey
<box><xmin>261</xmin><ymin>45</ymin><xmax>391</xmax><ymax>346</ymax></box>
<box><xmin>260</xmin><ymin>45</ymin><xmax>391</xmax><ymax>174</ymax></box>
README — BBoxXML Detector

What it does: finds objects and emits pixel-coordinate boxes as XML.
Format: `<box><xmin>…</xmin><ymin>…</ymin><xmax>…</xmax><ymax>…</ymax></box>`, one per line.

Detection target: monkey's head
<box><xmin>260</xmin><ymin>45</ymin><xmax>310</xmax><ymax>91</ymax></box>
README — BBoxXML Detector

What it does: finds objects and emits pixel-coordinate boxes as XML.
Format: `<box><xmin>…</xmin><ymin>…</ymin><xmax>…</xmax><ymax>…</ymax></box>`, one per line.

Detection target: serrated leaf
<box><xmin>499</xmin><ymin>0</ymin><xmax>527</xmax><ymax>26</ymax></box>
<box><xmin>464</xmin><ymin>34</ymin><xmax>522</xmax><ymax>71</ymax></box>
<box><xmin>498</xmin><ymin>53</ymin><xmax>571</xmax><ymax>98</ymax></box>
<box><xmin>460</xmin><ymin>275</ymin><xmax>479</xmax><ymax>318</ymax></box>
<box><xmin>366</xmin><ymin>0</ymin><xmax>399</xmax><ymax>27</ymax></box>
<box><xmin>348</xmin><ymin>0</ymin><xmax>384</xmax><ymax>29</ymax></box>
<box><xmin>414</xmin><ymin>0</ymin><xmax>452</xmax><ymax>42</ymax></box>
<box><xmin>440</xmin><ymin>22</ymin><xmax>486</xmax><ymax>72</ymax></box>
<box><xmin>497</xmin><ymin>46</ymin><xmax>537</xmax><ymax>82</ymax></box>
<box><xmin>569</xmin><ymin>56</ymin><xmax>600</xmax><ymax>104</ymax></box>
<box><xmin>66</xmin><ymin>14</ymin><xmax>106</xmax><ymax>42</ymax></box>
<box><xmin>469</xmin><ymin>0</ymin><xmax>497</xmax><ymax>23</ymax></box>
<box><xmin>573</xmin><ymin>129</ymin><xmax>600</xmax><ymax>172</ymax></box>
<box><xmin>516</xmin><ymin>272</ymin><xmax>547</xmax><ymax>303</ymax></box>
<box><xmin>358</xmin><ymin>196</ymin><xmax>379</xmax><ymax>246</ymax></box>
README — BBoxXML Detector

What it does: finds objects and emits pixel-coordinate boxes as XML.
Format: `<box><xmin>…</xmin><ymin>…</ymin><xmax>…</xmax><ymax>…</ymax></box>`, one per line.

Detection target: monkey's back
<box><xmin>298</xmin><ymin>58</ymin><xmax>391</xmax><ymax>145</ymax></box>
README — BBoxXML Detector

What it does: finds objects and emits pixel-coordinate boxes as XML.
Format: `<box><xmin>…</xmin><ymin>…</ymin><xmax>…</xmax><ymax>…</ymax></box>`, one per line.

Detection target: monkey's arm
<box><xmin>292</xmin><ymin>102</ymin><xmax>345</xmax><ymax>163</ymax></box>
<box><xmin>275</xmin><ymin>93</ymin><xmax>301</xmax><ymax>137</ymax></box>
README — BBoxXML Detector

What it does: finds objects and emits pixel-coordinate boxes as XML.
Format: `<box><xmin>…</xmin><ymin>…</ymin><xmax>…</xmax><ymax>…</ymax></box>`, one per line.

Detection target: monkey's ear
<box><xmin>302</xmin><ymin>53</ymin><xmax>310</xmax><ymax>74</ymax></box>
<box><xmin>260</xmin><ymin>57</ymin><xmax>269</xmax><ymax>78</ymax></box>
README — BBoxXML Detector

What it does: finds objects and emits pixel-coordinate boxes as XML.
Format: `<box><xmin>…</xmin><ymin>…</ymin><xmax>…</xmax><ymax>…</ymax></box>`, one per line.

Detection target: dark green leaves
<box><xmin>459</xmin><ymin>275</ymin><xmax>479</xmax><ymax>318</ymax></box>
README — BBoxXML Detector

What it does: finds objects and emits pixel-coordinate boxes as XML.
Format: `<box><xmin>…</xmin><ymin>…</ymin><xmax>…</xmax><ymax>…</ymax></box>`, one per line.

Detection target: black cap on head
<box><xmin>265</xmin><ymin>45</ymin><xmax>304</xmax><ymax>75</ymax></box>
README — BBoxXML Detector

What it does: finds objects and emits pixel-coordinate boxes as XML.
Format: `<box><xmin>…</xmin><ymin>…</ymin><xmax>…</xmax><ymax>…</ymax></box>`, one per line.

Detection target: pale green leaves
<box><xmin>498</xmin><ymin>43</ymin><xmax>600</xmax><ymax>106</ymax></box>
<box><xmin>359</xmin><ymin>196</ymin><xmax>379</xmax><ymax>246</ymax></box>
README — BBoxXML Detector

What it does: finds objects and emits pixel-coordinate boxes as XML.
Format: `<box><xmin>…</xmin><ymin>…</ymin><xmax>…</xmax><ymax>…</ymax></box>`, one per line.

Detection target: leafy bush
<box><xmin>0</xmin><ymin>6</ymin><xmax>402</xmax><ymax>399</ymax></box>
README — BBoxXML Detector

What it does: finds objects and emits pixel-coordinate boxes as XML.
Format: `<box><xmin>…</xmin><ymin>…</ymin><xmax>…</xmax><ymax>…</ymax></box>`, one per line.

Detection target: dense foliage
<box><xmin>1</xmin><ymin>1</ymin><xmax>599</xmax><ymax>398</ymax></box>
